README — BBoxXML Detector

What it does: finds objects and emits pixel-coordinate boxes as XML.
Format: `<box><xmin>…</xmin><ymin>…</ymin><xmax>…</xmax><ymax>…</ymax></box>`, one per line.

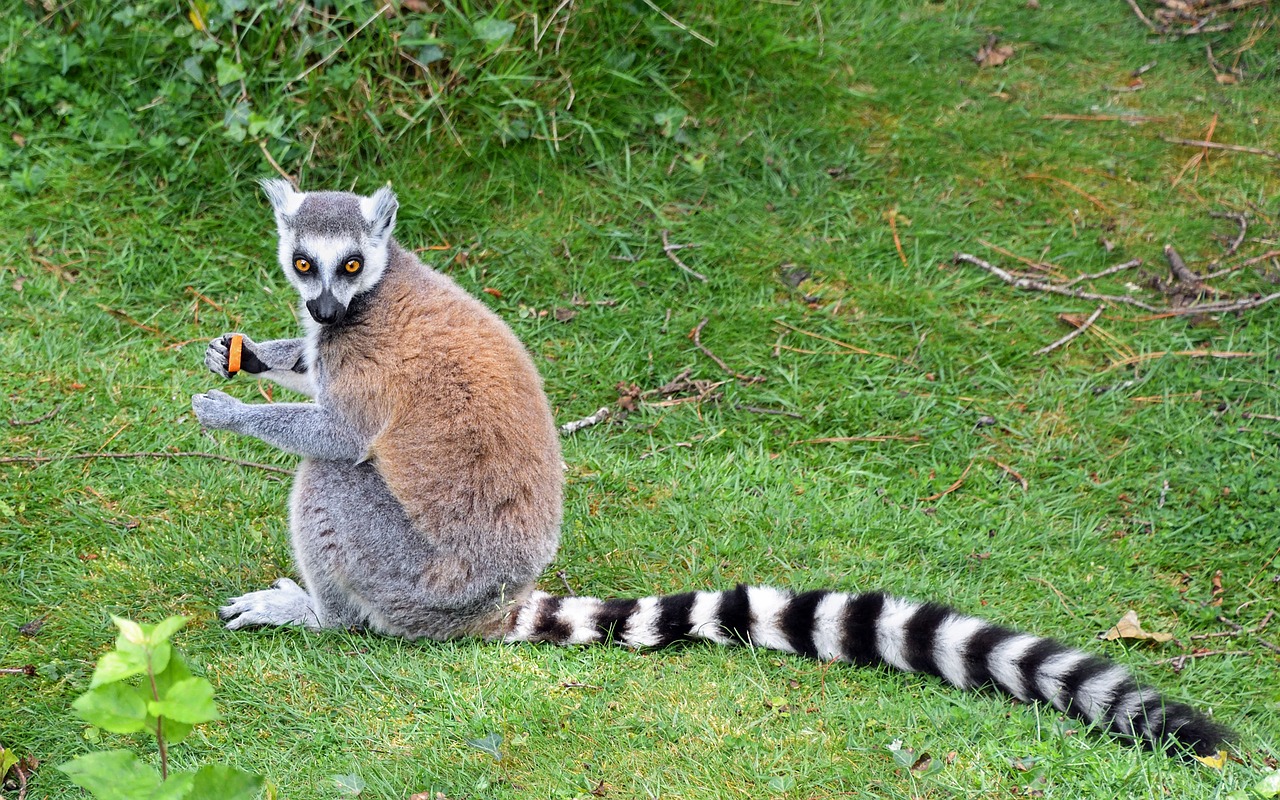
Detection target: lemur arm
<box><xmin>205</xmin><ymin>334</ymin><xmax>316</xmax><ymax>398</ymax></box>
<box><xmin>191</xmin><ymin>390</ymin><xmax>368</xmax><ymax>462</ymax></box>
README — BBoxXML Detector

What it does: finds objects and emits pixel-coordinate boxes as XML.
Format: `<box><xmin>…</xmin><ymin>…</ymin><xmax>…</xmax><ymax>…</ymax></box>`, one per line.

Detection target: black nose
<box><xmin>306</xmin><ymin>293</ymin><xmax>347</xmax><ymax>325</ymax></box>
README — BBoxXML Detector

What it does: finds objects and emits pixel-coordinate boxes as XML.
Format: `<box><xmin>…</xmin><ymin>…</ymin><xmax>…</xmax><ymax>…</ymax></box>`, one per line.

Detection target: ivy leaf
<box><xmin>473</xmin><ymin>18</ymin><xmax>515</xmax><ymax>44</ymax></box>
<box><xmin>72</xmin><ymin>682</ymin><xmax>148</xmax><ymax>733</ymax></box>
<box><xmin>466</xmin><ymin>732</ymin><xmax>503</xmax><ymax>761</ymax></box>
<box><xmin>216</xmin><ymin>56</ymin><xmax>246</xmax><ymax>87</ymax></box>
<box><xmin>58</xmin><ymin>750</ymin><xmax>162</xmax><ymax>800</ymax></box>
<box><xmin>149</xmin><ymin>677</ymin><xmax>219</xmax><ymax>724</ymax></box>
<box><xmin>187</xmin><ymin>764</ymin><xmax>264</xmax><ymax>800</ymax></box>
<box><xmin>332</xmin><ymin>773</ymin><xmax>366</xmax><ymax>795</ymax></box>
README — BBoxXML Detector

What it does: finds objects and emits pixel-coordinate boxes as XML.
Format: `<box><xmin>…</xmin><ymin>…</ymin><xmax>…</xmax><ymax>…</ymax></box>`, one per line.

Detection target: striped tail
<box><xmin>504</xmin><ymin>585</ymin><xmax>1229</xmax><ymax>758</ymax></box>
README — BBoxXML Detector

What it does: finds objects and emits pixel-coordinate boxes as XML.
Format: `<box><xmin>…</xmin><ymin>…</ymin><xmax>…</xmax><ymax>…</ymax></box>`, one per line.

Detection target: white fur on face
<box><xmin>283</xmin><ymin>233</ymin><xmax>390</xmax><ymax>306</ymax></box>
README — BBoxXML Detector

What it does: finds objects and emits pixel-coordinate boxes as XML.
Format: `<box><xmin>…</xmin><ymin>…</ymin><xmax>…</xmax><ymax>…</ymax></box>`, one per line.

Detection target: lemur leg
<box><xmin>231</xmin><ymin>459</ymin><xmax>521</xmax><ymax>639</ymax></box>
<box><xmin>221</xmin><ymin>460</ymin><xmax>369</xmax><ymax>632</ymax></box>
<box><xmin>191</xmin><ymin>391</ymin><xmax>367</xmax><ymax>462</ymax></box>
<box><xmin>205</xmin><ymin>334</ymin><xmax>316</xmax><ymax>398</ymax></box>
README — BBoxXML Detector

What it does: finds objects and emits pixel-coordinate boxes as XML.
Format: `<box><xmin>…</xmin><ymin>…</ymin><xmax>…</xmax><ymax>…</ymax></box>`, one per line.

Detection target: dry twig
<box><xmin>991</xmin><ymin>459</ymin><xmax>1029</xmax><ymax>490</ymax></box>
<box><xmin>1033</xmin><ymin>304</ymin><xmax>1105</xmax><ymax>356</ymax></box>
<box><xmin>919</xmin><ymin>461</ymin><xmax>974</xmax><ymax>502</ymax></box>
<box><xmin>661</xmin><ymin>230</ymin><xmax>708</xmax><ymax>282</ymax></box>
<box><xmin>689</xmin><ymin>318</ymin><xmax>764</xmax><ymax>383</ymax></box>
<box><xmin>735</xmin><ymin>404</ymin><xmax>804</xmax><ymax>419</ymax></box>
<box><xmin>1163</xmin><ymin>137</ymin><xmax>1280</xmax><ymax>161</ymax></box>
<box><xmin>8</xmin><ymin>404</ymin><xmax>63</xmax><ymax>427</ymax></box>
<box><xmin>559</xmin><ymin>407</ymin><xmax>611</xmax><ymax>436</ymax></box>
<box><xmin>0</xmin><ymin>451</ymin><xmax>293</xmax><ymax>476</ymax></box>
<box><xmin>793</xmin><ymin>435</ymin><xmax>922</xmax><ymax>445</ymax></box>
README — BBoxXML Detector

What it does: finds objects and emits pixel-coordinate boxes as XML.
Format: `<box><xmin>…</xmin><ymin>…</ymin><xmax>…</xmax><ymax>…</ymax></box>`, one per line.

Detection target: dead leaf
<box><xmin>976</xmin><ymin>36</ymin><xmax>1015</xmax><ymax>68</ymax></box>
<box><xmin>11</xmin><ymin>133</ymin><xmax>25</xmax><ymax>148</ymax></box>
<box><xmin>1194</xmin><ymin>750</ymin><xmax>1227</xmax><ymax>769</ymax></box>
<box><xmin>1215</xmin><ymin>73</ymin><xmax>1238</xmax><ymax>85</ymax></box>
<box><xmin>481</xmin><ymin>287</ymin><xmax>503</xmax><ymax>298</ymax></box>
<box><xmin>553</xmin><ymin>307</ymin><xmax>577</xmax><ymax>323</ymax></box>
<box><xmin>1100</xmin><ymin>610</ymin><xmax>1174</xmax><ymax>644</ymax></box>
<box><xmin>1211</xmin><ymin>570</ymin><xmax>1224</xmax><ymax>606</ymax></box>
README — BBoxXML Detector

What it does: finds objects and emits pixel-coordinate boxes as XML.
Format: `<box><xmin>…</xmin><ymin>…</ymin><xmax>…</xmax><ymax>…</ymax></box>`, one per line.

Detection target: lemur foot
<box><xmin>220</xmin><ymin>578</ymin><xmax>321</xmax><ymax>631</ymax></box>
<box><xmin>204</xmin><ymin>333</ymin><xmax>265</xmax><ymax>378</ymax></box>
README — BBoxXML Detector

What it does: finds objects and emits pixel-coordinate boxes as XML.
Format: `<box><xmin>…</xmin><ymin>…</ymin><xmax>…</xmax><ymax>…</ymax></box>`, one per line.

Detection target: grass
<box><xmin>2</xmin><ymin>0</ymin><xmax>1280</xmax><ymax>797</ymax></box>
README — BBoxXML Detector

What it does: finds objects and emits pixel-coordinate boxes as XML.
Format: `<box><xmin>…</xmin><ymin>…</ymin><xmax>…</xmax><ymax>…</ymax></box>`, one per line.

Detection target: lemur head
<box><xmin>260</xmin><ymin>179</ymin><xmax>399</xmax><ymax>326</ymax></box>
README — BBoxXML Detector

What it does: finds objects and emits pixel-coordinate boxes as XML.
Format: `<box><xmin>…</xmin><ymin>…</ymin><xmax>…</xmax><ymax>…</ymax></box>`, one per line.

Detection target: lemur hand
<box><xmin>205</xmin><ymin>333</ymin><xmax>267</xmax><ymax>378</ymax></box>
<box><xmin>192</xmin><ymin>389</ymin><xmax>247</xmax><ymax>432</ymax></box>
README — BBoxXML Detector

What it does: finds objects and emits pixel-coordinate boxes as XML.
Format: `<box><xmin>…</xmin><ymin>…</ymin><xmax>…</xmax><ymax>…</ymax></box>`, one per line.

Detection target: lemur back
<box><xmin>318</xmin><ymin>242</ymin><xmax>562</xmax><ymax>592</ymax></box>
<box><xmin>193</xmin><ymin>180</ymin><xmax>1228</xmax><ymax>760</ymax></box>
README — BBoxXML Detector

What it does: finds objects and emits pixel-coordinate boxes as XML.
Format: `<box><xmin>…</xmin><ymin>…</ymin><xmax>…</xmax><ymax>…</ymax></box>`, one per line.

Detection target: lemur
<box><xmin>192</xmin><ymin>180</ymin><xmax>1228</xmax><ymax>758</ymax></box>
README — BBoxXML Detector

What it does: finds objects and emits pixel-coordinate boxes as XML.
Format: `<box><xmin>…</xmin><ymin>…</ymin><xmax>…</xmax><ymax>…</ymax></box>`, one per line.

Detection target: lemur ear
<box><xmin>361</xmin><ymin>184</ymin><xmax>398</xmax><ymax>244</ymax></box>
<box><xmin>260</xmin><ymin>178</ymin><xmax>304</xmax><ymax>224</ymax></box>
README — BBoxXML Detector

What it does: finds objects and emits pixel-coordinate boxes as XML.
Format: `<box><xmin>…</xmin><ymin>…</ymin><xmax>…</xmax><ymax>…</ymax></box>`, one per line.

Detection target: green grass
<box><xmin>3</xmin><ymin>0</ymin><xmax>1280</xmax><ymax>797</ymax></box>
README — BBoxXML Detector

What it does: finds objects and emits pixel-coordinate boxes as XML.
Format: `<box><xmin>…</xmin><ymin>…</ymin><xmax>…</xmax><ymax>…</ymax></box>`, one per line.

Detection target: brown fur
<box><xmin>320</xmin><ymin>243</ymin><xmax>563</xmax><ymax>625</ymax></box>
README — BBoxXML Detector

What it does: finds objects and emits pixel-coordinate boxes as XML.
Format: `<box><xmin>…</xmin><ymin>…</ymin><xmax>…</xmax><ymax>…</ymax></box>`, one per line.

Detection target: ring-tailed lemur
<box><xmin>192</xmin><ymin>180</ymin><xmax>1228</xmax><ymax>758</ymax></box>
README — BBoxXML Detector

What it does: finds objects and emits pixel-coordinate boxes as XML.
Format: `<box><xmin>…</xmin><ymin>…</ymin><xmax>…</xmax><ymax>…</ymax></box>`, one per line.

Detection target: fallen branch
<box><xmin>1034</xmin><ymin>304</ymin><xmax>1105</xmax><ymax>356</ymax></box>
<box><xmin>661</xmin><ymin>230</ymin><xmax>708</xmax><ymax>282</ymax></box>
<box><xmin>0</xmin><ymin>451</ymin><xmax>293</xmax><ymax>475</ymax></box>
<box><xmin>559</xmin><ymin>407</ymin><xmax>611</xmax><ymax>436</ymax></box>
<box><xmin>1062</xmin><ymin>258</ymin><xmax>1142</xmax><ymax>287</ymax></box>
<box><xmin>955</xmin><ymin>253</ymin><xmax>1280</xmax><ymax>316</ymax></box>
<box><xmin>1162</xmin><ymin>137</ymin><xmax>1280</xmax><ymax>161</ymax></box>
<box><xmin>954</xmin><ymin>253</ymin><xmax>1160</xmax><ymax>310</ymax></box>
<box><xmin>689</xmin><ymin>318</ymin><xmax>764</xmax><ymax>383</ymax></box>
<box><xmin>1123</xmin><ymin>0</ymin><xmax>1157</xmax><ymax>30</ymax></box>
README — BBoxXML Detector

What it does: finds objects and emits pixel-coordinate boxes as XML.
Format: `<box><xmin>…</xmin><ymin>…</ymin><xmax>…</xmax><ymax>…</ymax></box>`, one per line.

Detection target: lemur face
<box><xmin>260</xmin><ymin>179</ymin><xmax>399</xmax><ymax>326</ymax></box>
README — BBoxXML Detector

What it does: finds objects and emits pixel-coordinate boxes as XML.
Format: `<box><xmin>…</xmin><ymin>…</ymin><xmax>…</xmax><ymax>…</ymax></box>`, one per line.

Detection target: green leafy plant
<box><xmin>57</xmin><ymin>616</ymin><xmax>262</xmax><ymax>800</ymax></box>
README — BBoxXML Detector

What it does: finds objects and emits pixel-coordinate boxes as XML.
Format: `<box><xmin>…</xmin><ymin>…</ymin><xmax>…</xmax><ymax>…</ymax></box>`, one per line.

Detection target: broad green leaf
<box><xmin>150</xmin><ymin>771</ymin><xmax>195</xmax><ymax>800</ymax></box>
<box><xmin>216</xmin><ymin>56</ymin><xmax>246</xmax><ymax>86</ymax></box>
<box><xmin>111</xmin><ymin>616</ymin><xmax>146</xmax><ymax>647</ymax></box>
<box><xmin>1256</xmin><ymin>769</ymin><xmax>1280</xmax><ymax>798</ymax></box>
<box><xmin>72</xmin><ymin>683</ymin><xmax>148</xmax><ymax>733</ymax></box>
<box><xmin>466</xmin><ymin>732</ymin><xmax>502</xmax><ymax>760</ymax></box>
<box><xmin>148</xmin><ymin>616</ymin><xmax>187</xmax><ymax>645</ymax></box>
<box><xmin>58</xmin><ymin>750</ymin><xmax>161</xmax><ymax>800</ymax></box>
<box><xmin>417</xmin><ymin>45</ymin><xmax>444</xmax><ymax>64</ymax></box>
<box><xmin>331</xmin><ymin>773</ymin><xmax>365</xmax><ymax>795</ymax></box>
<box><xmin>149</xmin><ymin>677</ymin><xmax>219</xmax><ymax>724</ymax></box>
<box><xmin>473</xmin><ymin>18</ymin><xmax>514</xmax><ymax>44</ymax></box>
<box><xmin>89</xmin><ymin>649</ymin><xmax>148</xmax><ymax>688</ymax></box>
<box><xmin>187</xmin><ymin>764</ymin><xmax>263</xmax><ymax>800</ymax></box>
<box><xmin>0</xmin><ymin>745</ymin><xmax>19</xmax><ymax>778</ymax></box>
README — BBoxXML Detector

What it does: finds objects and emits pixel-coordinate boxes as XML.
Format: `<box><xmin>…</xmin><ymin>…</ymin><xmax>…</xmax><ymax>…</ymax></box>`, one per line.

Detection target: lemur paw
<box><xmin>204</xmin><ymin>333</ymin><xmax>263</xmax><ymax>378</ymax></box>
<box><xmin>191</xmin><ymin>389</ymin><xmax>245</xmax><ymax>431</ymax></box>
<box><xmin>219</xmin><ymin>578</ymin><xmax>320</xmax><ymax>630</ymax></box>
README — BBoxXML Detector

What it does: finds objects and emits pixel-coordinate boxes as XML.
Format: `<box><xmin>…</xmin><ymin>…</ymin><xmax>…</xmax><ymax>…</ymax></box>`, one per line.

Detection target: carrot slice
<box><xmin>227</xmin><ymin>334</ymin><xmax>243</xmax><ymax>374</ymax></box>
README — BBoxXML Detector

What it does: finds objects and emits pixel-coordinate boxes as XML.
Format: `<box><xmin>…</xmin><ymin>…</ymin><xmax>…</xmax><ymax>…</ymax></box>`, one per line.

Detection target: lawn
<box><xmin>1</xmin><ymin>0</ymin><xmax>1278</xmax><ymax>797</ymax></box>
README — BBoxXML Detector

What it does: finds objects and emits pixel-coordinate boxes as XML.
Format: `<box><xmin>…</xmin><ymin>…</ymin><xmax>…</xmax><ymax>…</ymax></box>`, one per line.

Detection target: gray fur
<box><xmin>196</xmin><ymin>181</ymin><xmax>556</xmax><ymax>640</ymax></box>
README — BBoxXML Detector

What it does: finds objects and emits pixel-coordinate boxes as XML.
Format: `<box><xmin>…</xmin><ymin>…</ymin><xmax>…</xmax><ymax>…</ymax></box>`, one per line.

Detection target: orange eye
<box><xmin>294</xmin><ymin>258</ymin><xmax>311</xmax><ymax>273</ymax></box>
<box><xmin>344</xmin><ymin>259</ymin><xmax>362</xmax><ymax>274</ymax></box>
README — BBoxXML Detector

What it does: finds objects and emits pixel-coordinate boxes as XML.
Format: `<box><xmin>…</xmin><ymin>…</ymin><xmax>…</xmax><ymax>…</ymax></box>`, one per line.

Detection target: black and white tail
<box><xmin>504</xmin><ymin>585</ymin><xmax>1228</xmax><ymax>758</ymax></box>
